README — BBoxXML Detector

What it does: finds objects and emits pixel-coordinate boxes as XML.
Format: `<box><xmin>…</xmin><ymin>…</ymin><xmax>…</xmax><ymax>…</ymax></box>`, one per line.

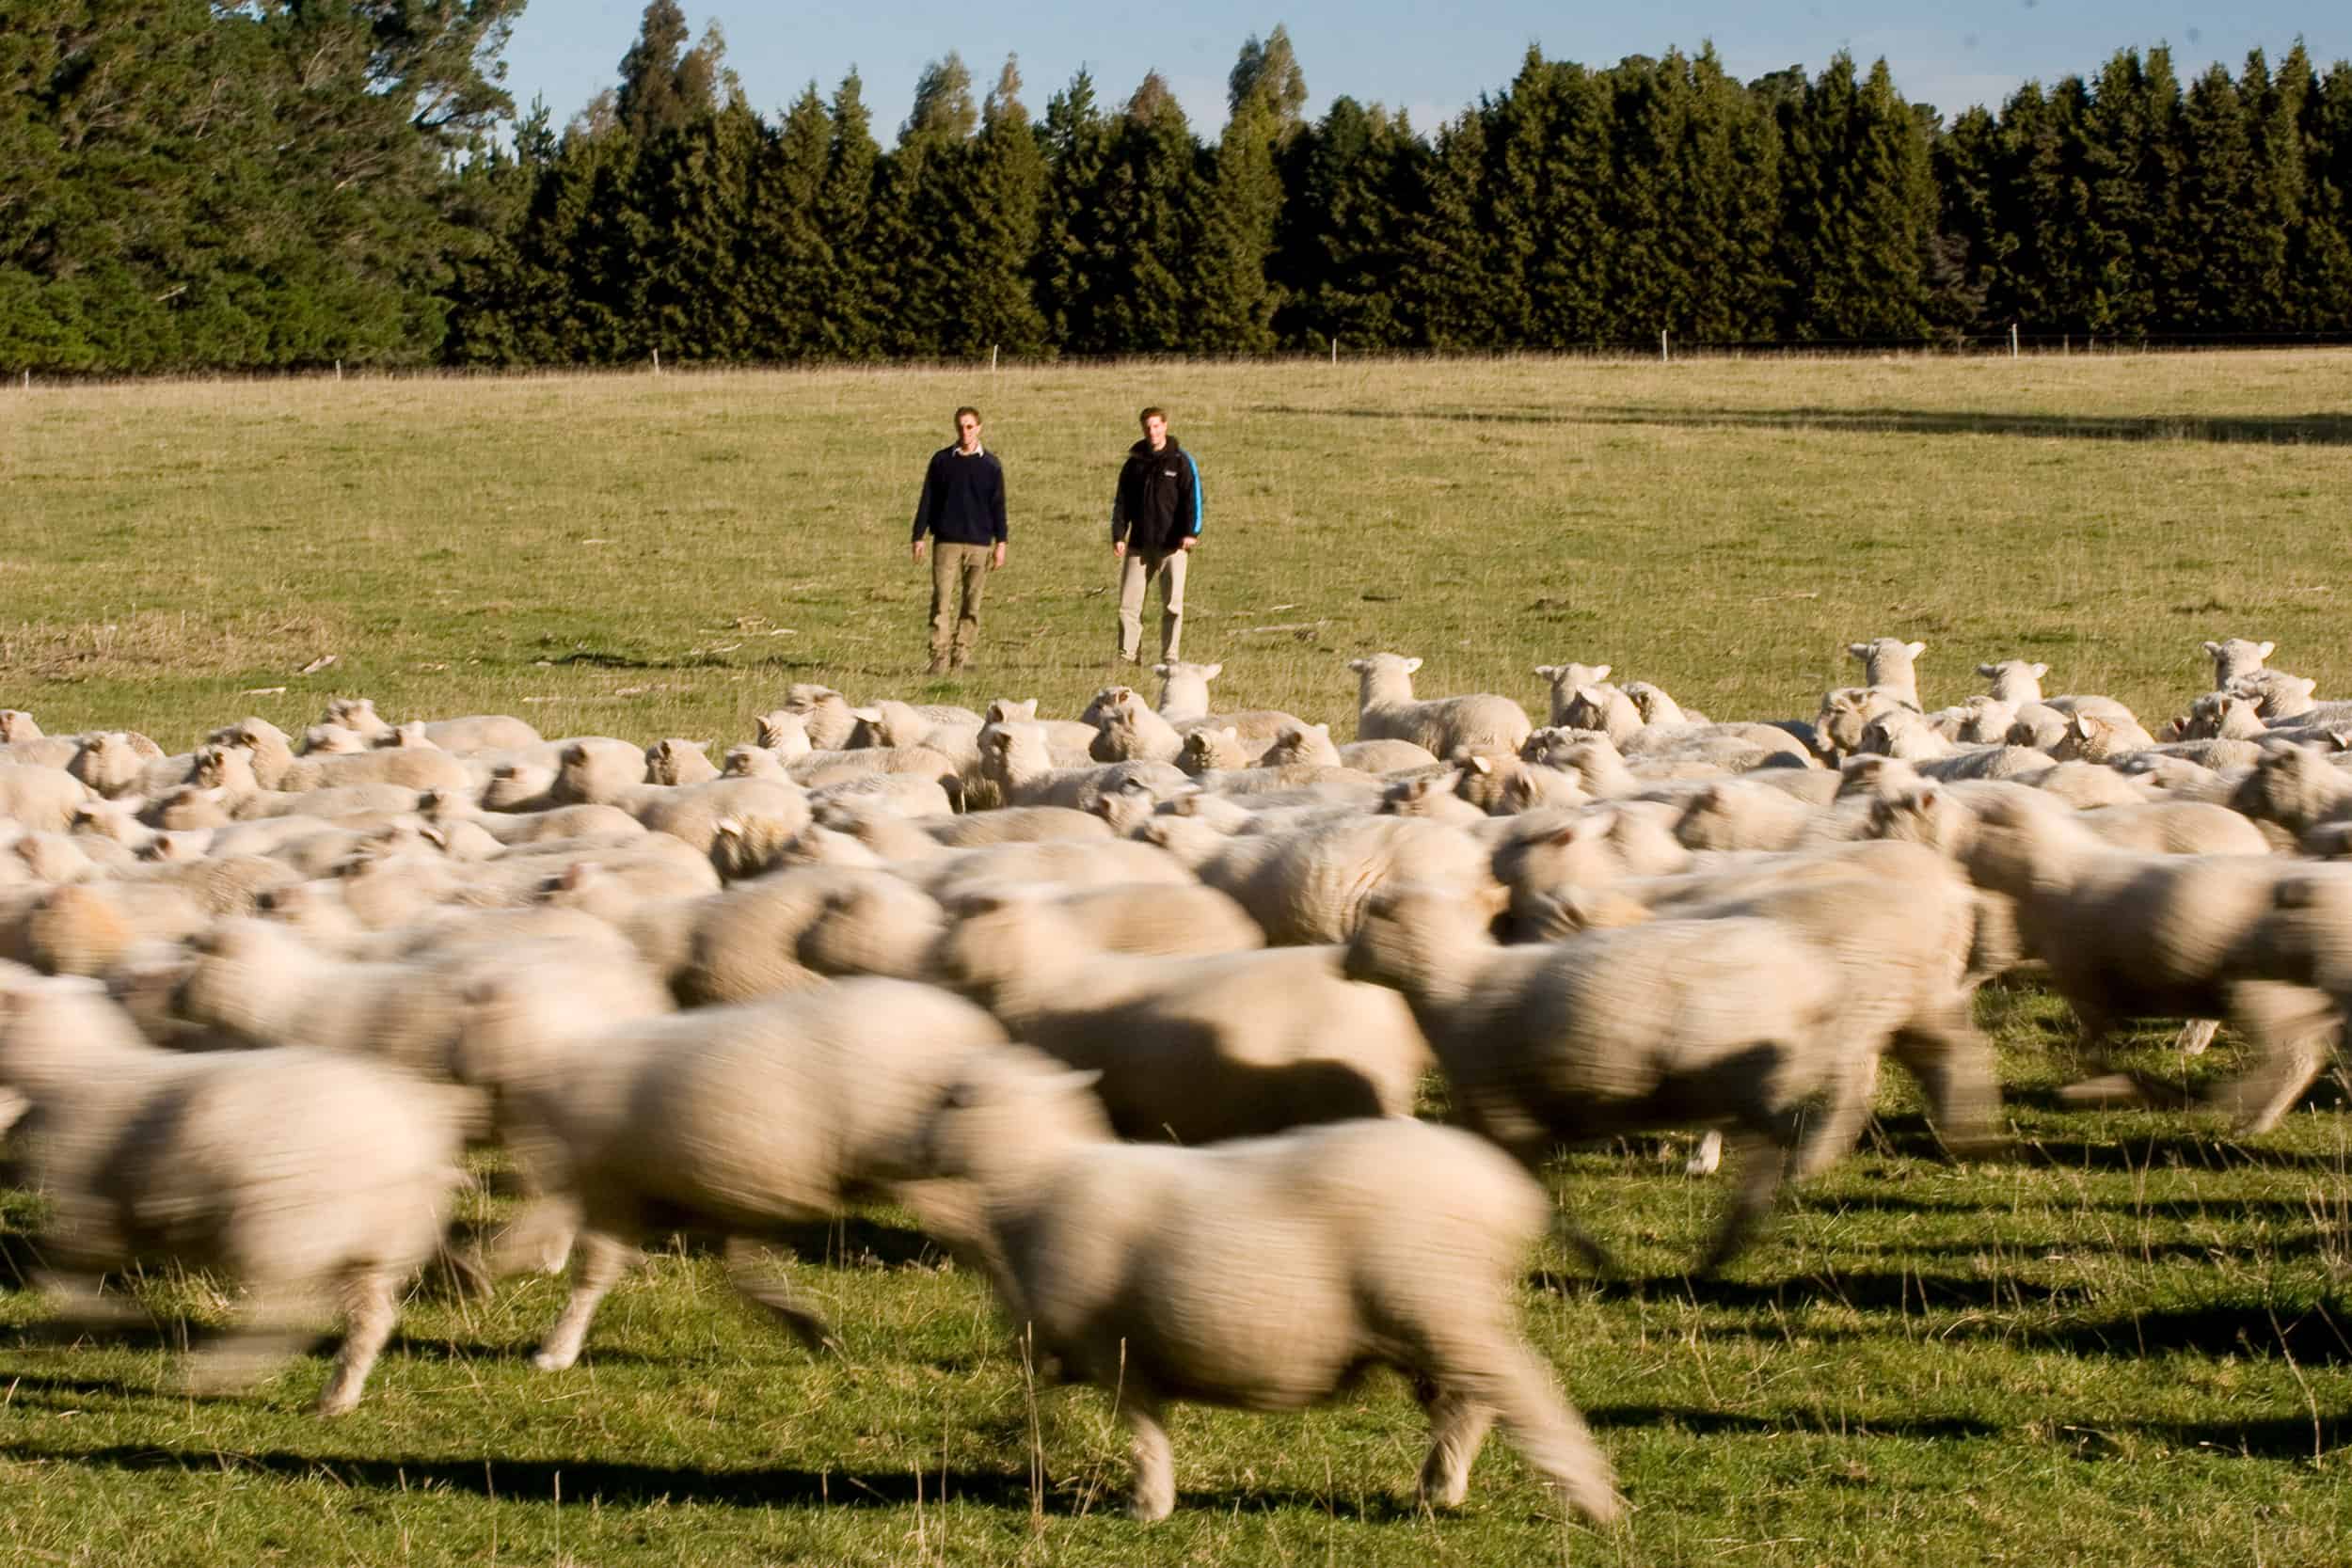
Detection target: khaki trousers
<box><xmin>929</xmin><ymin>542</ymin><xmax>991</xmax><ymax>660</ymax></box>
<box><xmin>1117</xmin><ymin>546</ymin><xmax>1187</xmax><ymax>661</ymax></box>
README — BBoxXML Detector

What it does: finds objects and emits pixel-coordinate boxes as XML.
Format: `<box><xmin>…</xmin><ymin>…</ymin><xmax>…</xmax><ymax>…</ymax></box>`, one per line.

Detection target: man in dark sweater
<box><xmin>1109</xmin><ymin>406</ymin><xmax>1202</xmax><ymax>663</ymax></box>
<box><xmin>911</xmin><ymin>405</ymin><xmax>1008</xmax><ymax>673</ymax></box>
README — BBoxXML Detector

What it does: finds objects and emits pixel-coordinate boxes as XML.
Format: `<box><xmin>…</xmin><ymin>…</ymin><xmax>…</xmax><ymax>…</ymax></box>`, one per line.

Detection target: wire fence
<box><xmin>13</xmin><ymin>330</ymin><xmax>2352</xmax><ymax>388</ymax></box>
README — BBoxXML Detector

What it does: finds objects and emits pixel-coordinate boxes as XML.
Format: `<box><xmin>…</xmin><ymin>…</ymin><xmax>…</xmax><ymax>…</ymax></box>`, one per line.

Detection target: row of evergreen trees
<box><xmin>8</xmin><ymin>3</ymin><xmax>2352</xmax><ymax>372</ymax></box>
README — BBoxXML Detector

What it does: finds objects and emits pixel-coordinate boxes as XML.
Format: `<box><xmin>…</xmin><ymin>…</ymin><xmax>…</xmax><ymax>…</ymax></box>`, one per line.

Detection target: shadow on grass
<box><xmin>2017</xmin><ymin>1302</ymin><xmax>2352</xmax><ymax>1365</ymax></box>
<box><xmin>0</xmin><ymin>1441</ymin><xmax>1046</xmax><ymax>1512</ymax></box>
<box><xmin>2011</xmin><ymin>1135</ymin><xmax>2352</xmax><ymax>1176</ymax></box>
<box><xmin>1251</xmin><ymin>404</ymin><xmax>2352</xmax><ymax>447</ymax></box>
<box><xmin>1571</xmin><ymin>1270</ymin><xmax>2092</xmax><ymax>1315</ymax></box>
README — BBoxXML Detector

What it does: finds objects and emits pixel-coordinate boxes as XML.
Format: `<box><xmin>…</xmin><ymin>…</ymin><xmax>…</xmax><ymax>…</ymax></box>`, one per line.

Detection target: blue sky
<box><xmin>498</xmin><ymin>2</ymin><xmax>2344</xmax><ymax>137</ymax></box>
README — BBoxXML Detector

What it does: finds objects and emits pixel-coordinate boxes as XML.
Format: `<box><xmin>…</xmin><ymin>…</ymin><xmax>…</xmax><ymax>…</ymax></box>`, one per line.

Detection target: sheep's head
<box><xmin>1534</xmin><ymin>662</ymin><xmax>1610</xmax><ymax>690</ymax></box>
<box><xmin>1342</xmin><ymin>881</ymin><xmax>1503</xmax><ymax>990</ymax></box>
<box><xmin>984</xmin><ymin>698</ymin><xmax>1039</xmax><ymax>724</ymax></box>
<box><xmin>919</xmin><ymin>1049</ymin><xmax>1109</xmax><ymax>1180</ymax></box>
<box><xmin>0</xmin><ymin>710</ymin><xmax>44</xmax><ymax>743</ymax></box>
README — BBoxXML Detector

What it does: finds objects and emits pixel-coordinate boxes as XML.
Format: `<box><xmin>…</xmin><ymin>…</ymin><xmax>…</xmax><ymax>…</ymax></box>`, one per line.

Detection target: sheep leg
<box><xmin>1791</xmin><ymin>1051</ymin><xmax>1879</xmax><ymax>1180</ymax></box>
<box><xmin>315</xmin><ymin>1268</ymin><xmax>401</xmax><ymax>1417</ymax></box>
<box><xmin>1696</xmin><ymin>1130</ymin><xmax>1791</xmax><ymax>1276</ymax></box>
<box><xmin>486</xmin><ymin>1195</ymin><xmax>580</xmax><ymax>1279</ymax></box>
<box><xmin>1683</xmin><ymin>1129</ymin><xmax>1724</xmax><ymax>1177</ymax></box>
<box><xmin>1120</xmin><ymin>1390</ymin><xmax>1178</xmax><ymax>1523</ymax></box>
<box><xmin>2173</xmin><ymin>1019</ymin><xmax>2220</xmax><ymax>1058</ymax></box>
<box><xmin>2209</xmin><ymin>988</ymin><xmax>2338</xmax><ymax>1135</ymax></box>
<box><xmin>186</xmin><ymin>1287</ymin><xmax>324</xmax><ymax>1397</ymax></box>
<box><xmin>1414</xmin><ymin>1376</ymin><xmax>1497</xmax><ymax>1509</ymax></box>
<box><xmin>1888</xmin><ymin>1018</ymin><xmax>2004</xmax><ymax>1156</ymax></box>
<box><xmin>532</xmin><ymin>1229</ymin><xmax>636</xmax><ymax>1371</ymax></box>
<box><xmin>1424</xmin><ymin>1334</ymin><xmax>1622</xmax><ymax>1526</ymax></box>
<box><xmin>723</xmin><ymin>1238</ymin><xmax>842</xmax><ymax>1355</ymax></box>
<box><xmin>2052</xmin><ymin>1015</ymin><xmax>2154</xmax><ymax>1107</ymax></box>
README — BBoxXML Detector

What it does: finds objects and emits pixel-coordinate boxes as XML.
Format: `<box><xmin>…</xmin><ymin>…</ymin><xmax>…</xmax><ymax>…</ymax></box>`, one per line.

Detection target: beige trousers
<box><xmin>929</xmin><ymin>542</ymin><xmax>991</xmax><ymax>659</ymax></box>
<box><xmin>1117</xmin><ymin>546</ymin><xmax>1188</xmax><ymax>661</ymax></box>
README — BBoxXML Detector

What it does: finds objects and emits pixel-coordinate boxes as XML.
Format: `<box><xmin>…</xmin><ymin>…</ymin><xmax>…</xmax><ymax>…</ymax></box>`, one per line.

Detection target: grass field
<box><xmin>4</xmin><ymin>352</ymin><xmax>2352</xmax><ymax>1565</ymax></box>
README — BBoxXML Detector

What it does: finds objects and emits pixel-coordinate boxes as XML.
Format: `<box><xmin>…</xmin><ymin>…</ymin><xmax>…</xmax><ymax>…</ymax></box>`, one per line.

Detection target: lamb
<box><xmin>678</xmin><ymin>868</ymin><xmax>945</xmax><ymax>1004</ymax></box>
<box><xmin>993</xmin><ymin>879</ymin><xmax>1267</xmax><ymax>957</ymax></box>
<box><xmin>1555</xmin><ymin>684</ymin><xmax>1645</xmax><ymax>745</ymax></box>
<box><xmin>2230</xmin><ymin>744</ymin><xmax>2352</xmax><ymax>839</ymax></box>
<box><xmin>1622</xmin><ymin>680</ymin><xmax>1703</xmax><ymax>727</ymax></box>
<box><xmin>1814</xmin><ymin>687</ymin><xmax>1911</xmax><ymax>759</ymax></box>
<box><xmin>2175</xmin><ymin>691</ymin><xmax>2272</xmax><ymax>741</ymax></box>
<box><xmin>1974</xmin><ymin>660</ymin><xmax>2049</xmax><ymax>705</ymax></box>
<box><xmin>644</xmin><ymin>737</ymin><xmax>719</xmax><ymax>785</ymax></box>
<box><xmin>300</xmin><ymin>722</ymin><xmax>373</xmax><ymax>755</ymax></box>
<box><xmin>635</xmin><ymin>777</ymin><xmax>812</xmax><ymax>855</ymax></box>
<box><xmin>1343</xmin><ymin>883</ymin><xmax>1861</xmax><ymax>1271</ymax></box>
<box><xmin>978</xmin><ymin>722</ymin><xmax>1187</xmax><ymax>814</ymax></box>
<box><xmin>0</xmin><ymin>762</ymin><xmax>95</xmax><ymax>834</ymax></box>
<box><xmin>1450</xmin><ymin>754</ymin><xmax>1587</xmax><ymax>816</ymax></box>
<box><xmin>2046</xmin><ymin>710</ymin><xmax>2160</xmax><ymax>764</ymax></box>
<box><xmin>1088</xmin><ymin>686</ymin><xmax>1184</xmax><ymax>763</ymax></box>
<box><xmin>0</xmin><ymin>974</ymin><xmax>466</xmax><ymax>1414</ymax></box>
<box><xmin>1349</xmin><ymin>654</ymin><xmax>1533</xmax><ymax>759</ymax></box>
<box><xmin>1180</xmin><ymin>813</ymin><xmax>1496</xmax><ymax>946</ymax></box>
<box><xmin>750</xmin><ymin>709</ymin><xmax>816</xmax><ymax>759</ymax></box>
<box><xmin>447</xmin><ymin>976</ymin><xmax>1013</xmax><ymax>1370</ymax></box>
<box><xmin>983</xmin><ymin>699</ymin><xmax>1098</xmax><ymax>758</ymax></box>
<box><xmin>914</xmin><ymin>835</ymin><xmax>1194</xmax><ymax>905</ymax></box>
<box><xmin>932</xmin><ymin>890</ymin><xmax>1429</xmax><ymax>1143</ymax></box>
<box><xmin>416</xmin><ymin>790</ymin><xmax>646</xmax><ymax>848</ymax></box>
<box><xmin>2225</xmin><ymin>670</ymin><xmax>2318</xmax><ymax>721</ymax></box>
<box><xmin>1487</xmin><ymin>805</ymin><xmax>1693</xmax><ymax>924</ymax></box>
<box><xmin>1537</xmin><ymin>846</ymin><xmax>2001</xmax><ymax>1153</ymax></box>
<box><xmin>1175</xmin><ymin>725</ymin><xmax>1277</xmax><ymax>774</ymax></box>
<box><xmin>1258</xmin><ymin>722</ymin><xmax>1344</xmax><ymax>769</ymax></box>
<box><xmin>172</xmin><ymin>917</ymin><xmax>673</xmax><ymax>1083</ymax></box>
<box><xmin>2204</xmin><ymin>638</ymin><xmax>2276</xmax><ymax>688</ymax></box>
<box><xmin>919</xmin><ymin>1049</ymin><xmax>1623</xmax><ymax>1525</ymax></box>
<box><xmin>1848</xmin><ymin>638</ymin><xmax>1929</xmax><ymax>707</ymax></box>
<box><xmin>1533</xmin><ymin>663</ymin><xmax>1616</xmax><ymax>727</ymax></box>
<box><xmin>548</xmin><ymin>737</ymin><xmax>660</xmax><ymax>806</ymax></box>
<box><xmin>1151</xmin><ymin>660</ymin><xmax>1225</xmax><ymax>723</ymax></box>
<box><xmin>774</xmin><ymin>685</ymin><xmax>862</xmax><ymax>751</ymax></box>
<box><xmin>722</xmin><ymin>743</ymin><xmax>789</xmax><ymax>781</ymax></box>
<box><xmin>1897</xmin><ymin>786</ymin><xmax>2338</xmax><ymax>1131</ymax></box>
<box><xmin>65</xmin><ymin>732</ymin><xmax>165</xmax><ymax>799</ymax></box>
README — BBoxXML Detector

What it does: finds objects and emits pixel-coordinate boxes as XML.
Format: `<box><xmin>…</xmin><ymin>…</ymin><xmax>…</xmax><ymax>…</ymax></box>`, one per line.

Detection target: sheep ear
<box><xmin>1534</xmin><ymin>665</ymin><xmax>1561</xmax><ymax>681</ymax></box>
<box><xmin>2030</xmin><ymin>663</ymin><xmax>2048</xmax><ymax>679</ymax></box>
<box><xmin>2329</xmin><ymin>731</ymin><xmax>2352</xmax><ymax>753</ymax></box>
<box><xmin>558</xmin><ymin>861</ymin><xmax>599</xmax><ymax>891</ymax></box>
<box><xmin>850</xmin><ymin>707</ymin><xmax>882</xmax><ymax>723</ymax></box>
<box><xmin>1045</xmin><ymin>1068</ymin><xmax>1104</xmax><ymax>1096</ymax></box>
<box><xmin>2257</xmin><ymin>641</ymin><xmax>2276</xmax><ymax>659</ymax></box>
<box><xmin>2202</xmin><ymin>640</ymin><xmax>2225</xmax><ymax>657</ymax></box>
<box><xmin>1469</xmin><ymin>755</ymin><xmax>1493</xmax><ymax>775</ymax></box>
<box><xmin>1217</xmin><ymin>726</ymin><xmax>1238</xmax><ymax>741</ymax></box>
<box><xmin>419</xmin><ymin>824</ymin><xmax>449</xmax><ymax>849</ymax></box>
<box><xmin>1202</xmin><ymin>663</ymin><xmax>1223</xmax><ymax>680</ymax></box>
<box><xmin>1311</xmin><ymin>723</ymin><xmax>1328</xmax><ymax>736</ymax></box>
<box><xmin>1847</xmin><ymin>642</ymin><xmax>1869</xmax><ymax>659</ymax></box>
<box><xmin>1346</xmin><ymin>658</ymin><xmax>1369</xmax><ymax>673</ymax></box>
<box><xmin>1152</xmin><ymin>663</ymin><xmax>1172</xmax><ymax>677</ymax></box>
<box><xmin>1403</xmin><ymin>657</ymin><xmax>1423</xmax><ymax>674</ymax></box>
<box><xmin>1905</xmin><ymin>641</ymin><xmax>1926</xmax><ymax>658</ymax></box>
<box><xmin>1589</xmin><ymin>664</ymin><xmax>1611</xmax><ymax>683</ymax></box>
<box><xmin>1975</xmin><ymin>662</ymin><xmax>1997</xmax><ymax>677</ymax></box>
<box><xmin>714</xmin><ymin>817</ymin><xmax>742</xmax><ymax>839</ymax></box>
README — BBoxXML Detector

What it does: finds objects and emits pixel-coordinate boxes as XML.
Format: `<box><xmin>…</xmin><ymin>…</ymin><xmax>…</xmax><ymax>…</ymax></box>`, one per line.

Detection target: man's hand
<box><xmin>1178</xmin><ymin>536</ymin><xmax>1196</xmax><ymax>552</ymax></box>
<box><xmin>912</xmin><ymin>540</ymin><xmax>927</xmax><ymax>564</ymax></box>
<box><xmin>990</xmin><ymin>541</ymin><xmax>1007</xmax><ymax>570</ymax></box>
<box><xmin>1112</xmin><ymin>541</ymin><xmax>1127</xmax><ymax>560</ymax></box>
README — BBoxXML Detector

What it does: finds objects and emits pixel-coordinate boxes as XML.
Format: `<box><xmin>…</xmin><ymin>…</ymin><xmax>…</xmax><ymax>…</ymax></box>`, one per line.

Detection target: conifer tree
<box><xmin>816</xmin><ymin>71</ymin><xmax>884</xmax><ymax>357</ymax></box>
<box><xmin>957</xmin><ymin>57</ymin><xmax>1052</xmax><ymax>356</ymax></box>
<box><xmin>1037</xmin><ymin>70</ymin><xmax>1117</xmax><ymax>353</ymax></box>
<box><xmin>745</xmin><ymin>85</ymin><xmax>840</xmax><ymax>358</ymax></box>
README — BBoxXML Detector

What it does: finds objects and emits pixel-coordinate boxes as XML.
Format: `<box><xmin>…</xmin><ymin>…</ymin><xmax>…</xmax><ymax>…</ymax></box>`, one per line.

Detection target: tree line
<box><xmin>7</xmin><ymin>2</ymin><xmax>2350</xmax><ymax>373</ymax></box>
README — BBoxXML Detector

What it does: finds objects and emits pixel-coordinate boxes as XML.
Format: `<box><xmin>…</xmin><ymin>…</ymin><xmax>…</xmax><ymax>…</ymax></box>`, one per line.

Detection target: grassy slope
<box><xmin>3</xmin><ymin>354</ymin><xmax>2351</xmax><ymax>1566</ymax></box>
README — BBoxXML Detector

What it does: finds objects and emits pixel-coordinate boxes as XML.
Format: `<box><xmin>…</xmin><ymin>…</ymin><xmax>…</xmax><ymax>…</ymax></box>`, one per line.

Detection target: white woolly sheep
<box><xmin>0</xmin><ymin>974</ymin><xmax>466</xmax><ymax>1414</ymax></box>
<box><xmin>933</xmin><ymin>890</ymin><xmax>1429</xmax><ymax>1143</ymax></box>
<box><xmin>2204</xmin><ymin>638</ymin><xmax>2276</xmax><ymax>688</ymax></box>
<box><xmin>920</xmin><ymin>1050</ymin><xmax>1623</xmax><ymax>1524</ymax></box>
<box><xmin>448</xmin><ymin>977</ymin><xmax>1012</xmax><ymax>1370</ymax></box>
<box><xmin>1349</xmin><ymin>654</ymin><xmax>1533</xmax><ymax>759</ymax></box>
<box><xmin>1848</xmin><ymin>638</ymin><xmax>1929</xmax><ymax>707</ymax></box>
<box><xmin>1343</xmin><ymin>883</ymin><xmax>1861</xmax><ymax>1272</ymax></box>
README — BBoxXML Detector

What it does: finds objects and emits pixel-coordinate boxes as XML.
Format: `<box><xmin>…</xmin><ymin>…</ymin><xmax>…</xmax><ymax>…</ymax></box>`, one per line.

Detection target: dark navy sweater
<box><xmin>911</xmin><ymin>446</ymin><xmax>1008</xmax><ymax>546</ymax></box>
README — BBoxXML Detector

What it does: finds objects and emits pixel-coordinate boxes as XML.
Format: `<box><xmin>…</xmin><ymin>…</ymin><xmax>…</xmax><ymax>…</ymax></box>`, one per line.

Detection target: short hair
<box><xmin>1138</xmin><ymin>406</ymin><xmax>1167</xmax><ymax>426</ymax></box>
<box><xmin>955</xmin><ymin>405</ymin><xmax>982</xmax><ymax>425</ymax></box>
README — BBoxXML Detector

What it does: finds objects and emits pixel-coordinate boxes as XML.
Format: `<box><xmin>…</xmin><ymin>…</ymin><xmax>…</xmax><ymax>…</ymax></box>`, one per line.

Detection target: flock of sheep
<box><xmin>1</xmin><ymin>629</ymin><xmax>2346</xmax><ymax>1526</ymax></box>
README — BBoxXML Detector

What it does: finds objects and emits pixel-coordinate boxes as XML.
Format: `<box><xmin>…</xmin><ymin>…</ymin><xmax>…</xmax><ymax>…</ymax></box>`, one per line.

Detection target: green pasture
<box><xmin>1</xmin><ymin>353</ymin><xmax>2349</xmax><ymax>1565</ymax></box>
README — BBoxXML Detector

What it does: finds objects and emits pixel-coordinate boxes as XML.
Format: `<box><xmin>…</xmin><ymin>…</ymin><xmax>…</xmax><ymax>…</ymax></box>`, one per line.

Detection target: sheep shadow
<box><xmin>1581</xmin><ymin>1402</ymin><xmax>2000</xmax><ymax>1440</ymax></box>
<box><xmin>0</xmin><ymin>1442</ymin><xmax>1052</xmax><ymax>1513</ymax></box>
<box><xmin>1610</xmin><ymin>1270</ymin><xmax>2090</xmax><ymax>1315</ymax></box>
<box><xmin>2010</xmin><ymin>1135</ymin><xmax>2352</xmax><ymax>1176</ymax></box>
<box><xmin>2010</xmin><ymin>1303</ymin><xmax>2352</xmax><ymax>1365</ymax></box>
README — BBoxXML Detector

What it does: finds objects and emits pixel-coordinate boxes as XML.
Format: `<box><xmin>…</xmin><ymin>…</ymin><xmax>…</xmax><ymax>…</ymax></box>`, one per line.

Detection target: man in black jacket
<box><xmin>1109</xmin><ymin>406</ymin><xmax>1202</xmax><ymax>664</ymax></box>
<box><xmin>911</xmin><ymin>405</ymin><xmax>1008</xmax><ymax>673</ymax></box>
